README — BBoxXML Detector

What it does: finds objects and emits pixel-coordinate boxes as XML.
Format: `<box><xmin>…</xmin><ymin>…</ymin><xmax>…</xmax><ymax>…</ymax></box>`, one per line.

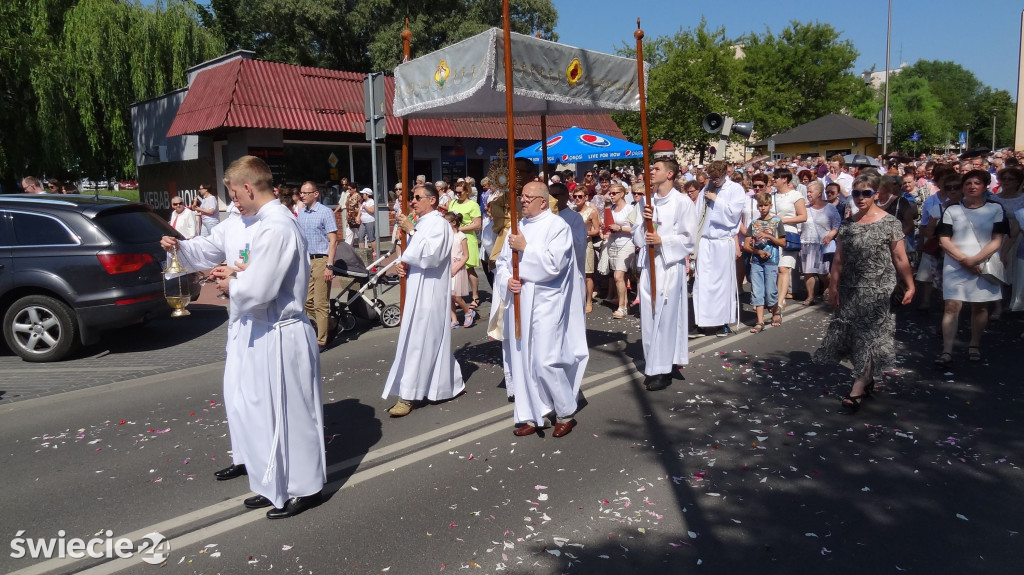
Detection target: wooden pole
<box><xmin>400</xmin><ymin>19</ymin><xmax>411</xmax><ymax>311</ymax></box>
<box><xmin>502</xmin><ymin>0</ymin><xmax>521</xmax><ymax>339</ymax></box>
<box><xmin>635</xmin><ymin>19</ymin><xmax>657</xmax><ymax>317</ymax></box>
<box><xmin>540</xmin><ymin>115</ymin><xmax>548</xmax><ymax>183</ymax></box>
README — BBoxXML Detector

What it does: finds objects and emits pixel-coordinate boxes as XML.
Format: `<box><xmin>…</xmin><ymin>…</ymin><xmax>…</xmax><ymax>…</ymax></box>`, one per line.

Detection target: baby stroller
<box><xmin>324</xmin><ymin>242</ymin><xmax>402</xmax><ymax>339</ymax></box>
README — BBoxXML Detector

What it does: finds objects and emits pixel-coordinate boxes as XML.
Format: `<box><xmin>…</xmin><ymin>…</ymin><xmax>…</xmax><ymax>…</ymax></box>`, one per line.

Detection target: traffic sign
<box><xmin>910</xmin><ymin>131</ymin><xmax>921</xmax><ymax>142</ymax></box>
<box><xmin>958</xmin><ymin>132</ymin><xmax>967</xmax><ymax>145</ymax></box>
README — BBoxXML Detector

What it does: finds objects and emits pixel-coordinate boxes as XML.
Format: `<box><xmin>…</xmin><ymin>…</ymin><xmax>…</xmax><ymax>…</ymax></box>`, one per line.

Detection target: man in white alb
<box><xmin>633</xmin><ymin>158</ymin><xmax>697</xmax><ymax>390</ymax></box>
<box><xmin>494</xmin><ymin>181</ymin><xmax>582</xmax><ymax>438</ymax></box>
<box><xmin>161</xmin><ymin>156</ymin><xmax>325</xmax><ymax>520</ymax></box>
<box><xmin>382</xmin><ymin>183</ymin><xmax>465</xmax><ymax>417</ymax></box>
<box><xmin>691</xmin><ymin>160</ymin><xmax>746</xmax><ymax>337</ymax></box>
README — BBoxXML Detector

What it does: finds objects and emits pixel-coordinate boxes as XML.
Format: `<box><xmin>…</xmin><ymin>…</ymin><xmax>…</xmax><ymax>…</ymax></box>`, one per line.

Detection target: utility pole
<box><xmin>882</xmin><ymin>0</ymin><xmax>892</xmax><ymax>155</ymax></box>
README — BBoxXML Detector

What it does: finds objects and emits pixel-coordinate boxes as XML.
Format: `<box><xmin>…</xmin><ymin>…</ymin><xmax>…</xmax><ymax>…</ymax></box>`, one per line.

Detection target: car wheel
<box><xmin>3</xmin><ymin>295</ymin><xmax>79</xmax><ymax>362</ymax></box>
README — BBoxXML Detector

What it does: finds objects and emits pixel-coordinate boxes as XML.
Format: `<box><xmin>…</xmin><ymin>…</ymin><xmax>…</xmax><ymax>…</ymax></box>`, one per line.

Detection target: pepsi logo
<box><xmin>579</xmin><ymin>133</ymin><xmax>610</xmax><ymax>147</ymax></box>
<box><xmin>546</xmin><ymin>136</ymin><xmax>563</xmax><ymax>147</ymax></box>
<box><xmin>625</xmin><ymin>150</ymin><xmax>633</xmax><ymax>156</ymax></box>
<box><xmin>561</xmin><ymin>154</ymin><xmax>570</xmax><ymax>162</ymax></box>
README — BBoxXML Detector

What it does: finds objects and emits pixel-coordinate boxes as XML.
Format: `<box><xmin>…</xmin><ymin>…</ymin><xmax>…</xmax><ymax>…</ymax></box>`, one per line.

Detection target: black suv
<box><xmin>1</xmin><ymin>194</ymin><xmax>179</xmax><ymax>361</ymax></box>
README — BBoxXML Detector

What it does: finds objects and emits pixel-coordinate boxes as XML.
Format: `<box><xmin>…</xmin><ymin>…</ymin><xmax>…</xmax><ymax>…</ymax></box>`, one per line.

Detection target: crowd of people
<box><xmin>137</xmin><ymin>145</ymin><xmax>1024</xmax><ymax>522</ymax></box>
<box><xmin>406</xmin><ymin>149</ymin><xmax>1024</xmax><ymax>416</ymax></box>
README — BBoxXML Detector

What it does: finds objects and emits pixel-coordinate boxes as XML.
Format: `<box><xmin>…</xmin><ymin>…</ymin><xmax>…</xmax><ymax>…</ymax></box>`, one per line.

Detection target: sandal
<box><xmin>839</xmin><ymin>393</ymin><xmax>869</xmax><ymax>414</ymax></box>
<box><xmin>934</xmin><ymin>352</ymin><xmax>953</xmax><ymax>370</ymax></box>
<box><xmin>770</xmin><ymin>312</ymin><xmax>782</xmax><ymax>327</ymax></box>
<box><xmin>612</xmin><ymin>307</ymin><xmax>628</xmax><ymax>319</ymax></box>
<box><xmin>800</xmin><ymin>299</ymin><xmax>816</xmax><ymax>307</ymax></box>
<box><xmin>463</xmin><ymin>309</ymin><xmax>477</xmax><ymax>328</ymax></box>
<box><xmin>749</xmin><ymin>322</ymin><xmax>765</xmax><ymax>334</ymax></box>
<box><xmin>450</xmin><ymin>320</ymin><xmax>460</xmax><ymax>329</ymax></box>
<box><xmin>468</xmin><ymin>297</ymin><xmax>481</xmax><ymax>309</ymax></box>
<box><xmin>968</xmin><ymin>346</ymin><xmax>982</xmax><ymax>362</ymax></box>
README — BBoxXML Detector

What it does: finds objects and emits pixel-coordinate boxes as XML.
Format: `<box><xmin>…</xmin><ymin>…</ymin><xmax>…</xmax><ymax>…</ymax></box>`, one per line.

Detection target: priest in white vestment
<box><xmin>633</xmin><ymin>158</ymin><xmax>697</xmax><ymax>391</ymax></box>
<box><xmin>692</xmin><ymin>160</ymin><xmax>746</xmax><ymax>336</ymax></box>
<box><xmin>494</xmin><ymin>182</ymin><xmax>582</xmax><ymax>438</ymax></box>
<box><xmin>550</xmin><ymin>182</ymin><xmax>589</xmax><ymax>397</ymax></box>
<box><xmin>382</xmin><ymin>183</ymin><xmax>465</xmax><ymax>417</ymax></box>
<box><xmin>162</xmin><ymin>156</ymin><xmax>326</xmax><ymax>520</ymax></box>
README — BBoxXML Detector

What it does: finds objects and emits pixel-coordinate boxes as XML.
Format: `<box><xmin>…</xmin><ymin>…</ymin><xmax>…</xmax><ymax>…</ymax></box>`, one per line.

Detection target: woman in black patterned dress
<box><xmin>814</xmin><ymin>171</ymin><xmax>916</xmax><ymax>413</ymax></box>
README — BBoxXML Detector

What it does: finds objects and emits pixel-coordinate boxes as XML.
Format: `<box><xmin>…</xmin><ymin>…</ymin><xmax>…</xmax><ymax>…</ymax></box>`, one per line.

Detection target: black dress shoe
<box><xmin>244</xmin><ymin>495</ymin><xmax>273</xmax><ymax>509</ymax></box>
<box><xmin>645</xmin><ymin>374</ymin><xmax>671</xmax><ymax>391</ymax></box>
<box><xmin>318</xmin><ymin>344</ymin><xmax>328</xmax><ymax>354</ymax></box>
<box><xmin>266</xmin><ymin>491</ymin><xmax>322</xmax><ymax>519</ymax></box>
<box><xmin>214</xmin><ymin>464</ymin><xmax>247</xmax><ymax>481</ymax></box>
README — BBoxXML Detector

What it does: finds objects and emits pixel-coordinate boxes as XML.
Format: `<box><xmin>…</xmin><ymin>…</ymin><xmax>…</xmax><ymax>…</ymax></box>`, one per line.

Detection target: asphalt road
<box><xmin>1</xmin><ymin>287</ymin><xmax>1022</xmax><ymax>575</ymax></box>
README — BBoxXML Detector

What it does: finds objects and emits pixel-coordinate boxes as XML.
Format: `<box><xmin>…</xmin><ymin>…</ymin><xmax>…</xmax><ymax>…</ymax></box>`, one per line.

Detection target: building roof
<box><xmin>166</xmin><ymin>57</ymin><xmax>624</xmax><ymax>141</ymax></box>
<box><xmin>752</xmin><ymin>114</ymin><xmax>876</xmax><ymax>147</ymax></box>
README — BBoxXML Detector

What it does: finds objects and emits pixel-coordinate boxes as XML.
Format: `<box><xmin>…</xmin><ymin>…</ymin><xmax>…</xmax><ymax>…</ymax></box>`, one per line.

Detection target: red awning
<box><xmin>167</xmin><ymin>58</ymin><xmax>625</xmax><ymax>141</ymax></box>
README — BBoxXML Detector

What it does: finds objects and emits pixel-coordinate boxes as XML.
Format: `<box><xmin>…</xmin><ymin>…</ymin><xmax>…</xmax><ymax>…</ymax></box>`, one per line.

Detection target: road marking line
<box><xmin>10</xmin><ymin>367</ymin><xmax>637</xmax><ymax>575</ymax></box>
<box><xmin>12</xmin><ymin>306</ymin><xmax>823</xmax><ymax>574</ymax></box>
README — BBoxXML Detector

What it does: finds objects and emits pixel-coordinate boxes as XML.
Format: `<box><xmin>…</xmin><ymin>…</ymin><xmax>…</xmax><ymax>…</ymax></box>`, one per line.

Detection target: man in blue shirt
<box><xmin>297</xmin><ymin>181</ymin><xmax>338</xmax><ymax>352</ymax></box>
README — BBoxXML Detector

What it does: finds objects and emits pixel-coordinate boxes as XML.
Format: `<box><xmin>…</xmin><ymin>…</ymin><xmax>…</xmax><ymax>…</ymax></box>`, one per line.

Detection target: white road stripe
<box><xmin>11</xmin><ymin>304</ymin><xmax>820</xmax><ymax>574</ymax></box>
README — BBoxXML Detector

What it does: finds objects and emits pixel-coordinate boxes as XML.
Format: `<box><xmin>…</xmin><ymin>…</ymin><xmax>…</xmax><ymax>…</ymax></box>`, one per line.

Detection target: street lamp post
<box><xmin>992</xmin><ymin>108</ymin><xmax>999</xmax><ymax>150</ymax></box>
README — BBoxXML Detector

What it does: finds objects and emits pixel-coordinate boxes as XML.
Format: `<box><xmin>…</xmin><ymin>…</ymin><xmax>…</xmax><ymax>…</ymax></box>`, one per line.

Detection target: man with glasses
<box><xmin>20</xmin><ymin>176</ymin><xmax>44</xmax><ymax>194</ymax></box>
<box><xmin>691</xmin><ymin>160</ymin><xmax>746</xmax><ymax>338</ymax></box>
<box><xmin>169</xmin><ymin>196</ymin><xmax>199</xmax><ymax>239</ymax></box>
<box><xmin>382</xmin><ymin>183</ymin><xmax>465</xmax><ymax>417</ymax></box>
<box><xmin>297</xmin><ymin>182</ymin><xmax>338</xmax><ymax>353</ymax></box>
<box><xmin>632</xmin><ymin>158</ymin><xmax>697</xmax><ymax>391</ymax></box>
<box><xmin>494</xmin><ymin>181</ymin><xmax>582</xmax><ymax>438</ymax></box>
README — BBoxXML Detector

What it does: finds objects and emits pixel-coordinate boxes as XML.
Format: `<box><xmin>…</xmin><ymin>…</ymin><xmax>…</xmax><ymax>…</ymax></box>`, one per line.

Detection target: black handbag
<box><xmin>890</xmin><ymin>281</ymin><xmax>907</xmax><ymax>308</ymax></box>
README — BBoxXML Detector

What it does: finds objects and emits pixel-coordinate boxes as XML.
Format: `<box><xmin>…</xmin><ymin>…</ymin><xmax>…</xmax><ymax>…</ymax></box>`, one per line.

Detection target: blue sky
<box><xmin>554</xmin><ymin>0</ymin><xmax>1021</xmax><ymax>97</ymax></box>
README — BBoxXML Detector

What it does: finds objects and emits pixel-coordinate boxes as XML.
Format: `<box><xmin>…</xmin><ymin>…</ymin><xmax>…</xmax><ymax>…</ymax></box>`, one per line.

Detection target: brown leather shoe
<box><xmin>512</xmin><ymin>423</ymin><xmax>537</xmax><ymax>436</ymax></box>
<box><xmin>552</xmin><ymin>419</ymin><xmax>576</xmax><ymax>438</ymax></box>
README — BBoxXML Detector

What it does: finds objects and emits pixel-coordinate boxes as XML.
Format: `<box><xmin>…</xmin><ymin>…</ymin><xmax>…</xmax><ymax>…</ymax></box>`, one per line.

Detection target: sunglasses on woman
<box><xmin>850</xmin><ymin>189</ymin><xmax>877</xmax><ymax>198</ymax></box>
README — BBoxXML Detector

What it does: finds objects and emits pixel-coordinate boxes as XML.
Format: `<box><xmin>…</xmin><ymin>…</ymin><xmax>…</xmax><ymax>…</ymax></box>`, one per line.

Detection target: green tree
<box><xmin>854</xmin><ymin>60</ymin><xmax>1017</xmax><ymax>153</ymax></box>
<box><xmin>899</xmin><ymin>60</ymin><xmax>982</xmax><ymax>134</ymax></box>
<box><xmin>206</xmin><ymin>0</ymin><xmax>558</xmax><ymax>73</ymax></box>
<box><xmin>614</xmin><ymin>18</ymin><xmax>744</xmax><ymax>156</ymax></box>
<box><xmin>0</xmin><ymin>0</ymin><xmax>222</xmax><ymax>183</ymax></box>
<box><xmin>738</xmin><ymin>21</ymin><xmax>862</xmax><ymax>138</ymax></box>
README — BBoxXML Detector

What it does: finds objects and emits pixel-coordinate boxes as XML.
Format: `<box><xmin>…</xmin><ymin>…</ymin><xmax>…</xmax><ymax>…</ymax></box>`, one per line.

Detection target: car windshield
<box><xmin>93</xmin><ymin>209</ymin><xmax>173</xmax><ymax>244</ymax></box>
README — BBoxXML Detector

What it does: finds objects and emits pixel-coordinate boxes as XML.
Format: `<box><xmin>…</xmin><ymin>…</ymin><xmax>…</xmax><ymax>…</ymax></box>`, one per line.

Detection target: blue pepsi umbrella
<box><xmin>515</xmin><ymin>126</ymin><xmax>644</xmax><ymax>164</ymax></box>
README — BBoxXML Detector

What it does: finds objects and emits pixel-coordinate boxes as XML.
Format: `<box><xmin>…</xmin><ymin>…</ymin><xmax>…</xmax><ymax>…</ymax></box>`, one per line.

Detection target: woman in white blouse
<box><xmin>770</xmin><ymin>168</ymin><xmax>807</xmax><ymax>310</ymax></box>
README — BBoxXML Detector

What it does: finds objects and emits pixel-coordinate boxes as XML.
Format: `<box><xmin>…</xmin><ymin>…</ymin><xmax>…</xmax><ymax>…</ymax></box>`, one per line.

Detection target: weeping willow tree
<box><xmin>3</xmin><ymin>0</ymin><xmax>222</xmax><ymax>183</ymax></box>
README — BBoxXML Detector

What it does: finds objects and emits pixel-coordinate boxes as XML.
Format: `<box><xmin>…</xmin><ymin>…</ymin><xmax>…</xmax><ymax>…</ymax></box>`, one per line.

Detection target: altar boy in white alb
<box><xmin>161</xmin><ymin>156</ymin><xmax>326</xmax><ymax>520</ymax></box>
<box><xmin>494</xmin><ymin>182</ymin><xmax>584</xmax><ymax>438</ymax></box>
<box><xmin>632</xmin><ymin>158</ymin><xmax>697</xmax><ymax>391</ymax></box>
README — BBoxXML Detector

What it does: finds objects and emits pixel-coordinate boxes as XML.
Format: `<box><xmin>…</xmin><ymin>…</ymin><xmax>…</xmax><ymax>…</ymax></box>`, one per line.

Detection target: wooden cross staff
<box><xmin>399</xmin><ymin>19</ymin><xmax>411</xmax><ymax>311</ymax></box>
<box><xmin>636</xmin><ymin>19</ymin><xmax>657</xmax><ymax>317</ymax></box>
<box><xmin>502</xmin><ymin>0</ymin><xmax>522</xmax><ymax>339</ymax></box>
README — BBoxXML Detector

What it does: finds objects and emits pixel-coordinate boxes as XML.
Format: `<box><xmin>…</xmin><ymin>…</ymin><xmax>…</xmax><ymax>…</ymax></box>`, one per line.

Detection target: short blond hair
<box><xmin>223</xmin><ymin>155</ymin><xmax>273</xmax><ymax>193</ymax></box>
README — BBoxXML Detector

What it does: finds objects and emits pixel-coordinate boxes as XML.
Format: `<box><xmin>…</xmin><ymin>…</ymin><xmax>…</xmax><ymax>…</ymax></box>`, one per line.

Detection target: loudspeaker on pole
<box><xmin>702</xmin><ymin>113</ymin><xmax>724</xmax><ymax>134</ymax></box>
<box><xmin>732</xmin><ymin>122</ymin><xmax>754</xmax><ymax>139</ymax></box>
